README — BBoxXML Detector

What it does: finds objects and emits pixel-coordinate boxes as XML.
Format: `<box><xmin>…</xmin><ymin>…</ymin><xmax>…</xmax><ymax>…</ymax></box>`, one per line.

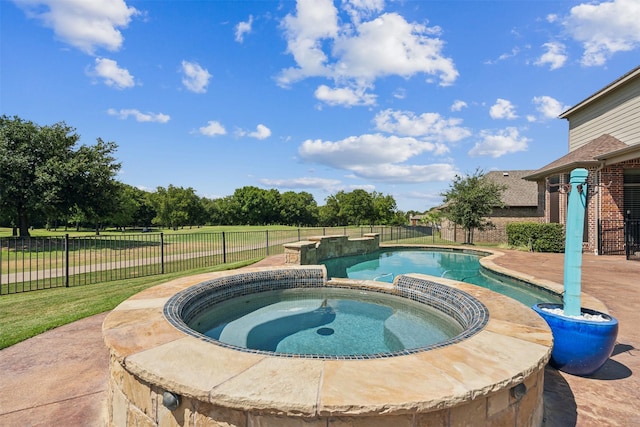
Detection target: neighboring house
<box><xmin>409</xmin><ymin>215</ymin><xmax>425</xmax><ymax>226</ymax></box>
<box><xmin>440</xmin><ymin>170</ymin><xmax>543</xmax><ymax>244</ymax></box>
<box><xmin>525</xmin><ymin>66</ymin><xmax>640</xmax><ymax>255</ymax></box>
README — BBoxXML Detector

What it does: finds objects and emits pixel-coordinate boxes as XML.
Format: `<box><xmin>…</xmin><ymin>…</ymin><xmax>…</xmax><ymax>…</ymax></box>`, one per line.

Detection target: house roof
<box><xmin>524</xmin><ymin>134</ymin><xmax>628</xmax><ymax>180</ymax></box>
<box><xmin>559</xmin><ymin>66</ymin><xmax>640</xmax><ymax>119</ymax></box>
<box><xmin>484</xmin><ymin>170</ymin><xmax>538</xmax><ymax>207</ymax></box>
<box><xmin>595</xmin><ymin>142</ymin><xmax>640</xmax><ymax>164</ymax></box>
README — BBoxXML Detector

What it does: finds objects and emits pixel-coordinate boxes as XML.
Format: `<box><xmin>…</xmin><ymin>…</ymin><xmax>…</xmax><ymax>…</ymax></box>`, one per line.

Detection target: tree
<box><xmin>1</xmin><ymin>116</ymin><xmax>78</xmax><ymax>236</ymax></box>
<box><xmin>108</xmin><ymin>184</ymin><xmax>151</xmax><ymax>230</ymax></box>
<box><xmin>339</xmin><ymin>189</ymin><xmax>375</xmax><ymax>226</ymax></box>
<box><xmin>440</xmin><ymin>169</ymin><xmax>506</xmax><ymax>244</ymax></box>
<box><xmin>371</xmin><ymin>191</ymin><xmax>398</xmax><ymax>225</ymax></box>
<box><xmin>279</xmin><ymin>191</ymin><xmax>318</xmax><ymax>226</ymax></box>
<box><xmin>70</xmin><ymin>139</ymin><xmax>121</xmax><ymax>234</ymax></box>
<box><xmin>423</xmin><ymin>209</ymin><xmax>443</xmax><ymax>228</ymax></box>
<box><xmin>0</xmin><ymin>116</ymin><xmax>122</xmax><ymax>236</ymax></box>
<box><xmin>202</xmin><ymin>196</ymin><xmax>234</xmax><ymax>225</ymax></box>
<box><xmin>229</xmin><ymin>186</ymin><xmax>280</xmax><ymax>225</ymax></box>
<box><xmin>319</xmin><ymin>194</ymin><xmax>342</xmax><ymax>226</ymax></box>
<box><xmin>151</xmin><ymin>185</ymin><xmax>202</xmax><ymax>229</ymax></box>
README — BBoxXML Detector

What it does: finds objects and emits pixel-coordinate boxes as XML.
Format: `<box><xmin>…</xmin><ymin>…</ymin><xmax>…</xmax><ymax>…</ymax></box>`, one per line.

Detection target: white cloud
<box><xmin>235</xmin><ymin>15</ymin><xmax>253</xmax><ymax>43</ymax></box>
<box><xmin>237</xmin><ymin>124</ymin><xmax>272</xmax><ymax>139</ymax></box>
<box><xmin>535</xmin><ymin>42</ymin><xmax>567</xmax><ymax>70</ymax></box>
<box><xmin>373</xmin><ymin>109</ymin><xmax>470</xmax><ymax>144</ymax></box>
<box><xmin>393</xmin><ymin>88</ymin><xmax>406</xmax><ymax>99</ymax></box>
<box><xmin>485</xmin><ymin>47</ymin><xmax>520</xmax><ymax>65</ymax></box>
<box><xmin>563</xmin><ymin>0</ymin><xmax>640</xmax><ymax>66</ymax></box>
<box><xmin>249</xmin><ymin>124</ymin><xmax>272</xmax><ymax>140</ymax></box>
<box><xmin>314</xmin><ymin>85</ymin><xmax>377</xmax><ymax>106</ymax></box>
<box><xmin>259</xmin><ymin>177</ymin><xmax>342</xmax><ymax>189</ymax></box>
<box><xmin>181</xmin><ymin>60</ymin><xmax>212</xmax><ymax>93</ymax></box>
<box><xmin>278</xmin><ymin>1</ymin><xmax>458</xmax><ymax>104</ymax></box>
<box><xmin>199</xmin><ymin>121</ymin><xmax>226</xmax><ymax>137</ymax></box>
<box><xmin>13</xmin><ymin>0</ymin><xmax>139</xmax><ymax>54</ymax></box>
<box><xmin>532</xmin><ymin>96</ymin><xmax>569</xmax><ymax>119</ymax></box>
<box><xmin>278</xmin><ymin>0</ymin><xmax>339</xmax><ymax>85</ymax></box>
<box><xmin>91</xmin><ymin>58</ymin><xmax>134</xmax><ymax>89</ymax></box>
<box><xmin>332</xmin><ymin>13</ymin><xmax>457</xmax><ymax>85</ymax></box>
<box><xmin>299</xmin><ymin>134</ymin><xmax>441</xmax><ymax>169</ymax></box>
<box><xmin>468</xmin><ymin>127</ymin><xmax>530</xmax><ymax>158</ymax></box>
<box><xmin>450</xmin><ymin>100</ymin><xmax>468</xmax><ymax>112</ymax></box>
<box><xmin>107</xmin><ymin>108</ymin><xmax>170</xmax><ymax>123</ymax></box>
<box><xmin>349</xmin><ymin>163</ymin><xmax>457</xmax><ymax>183</ymax></box>
<box><xmin>489</xmin><ymin>98</ymin><xmax>518</xmax><ymax>120</ymax></box>
<box><xmin>297</xmin><ymin>133</ymin><xmax>456</xmax><ymax>183</ymax></box>
<box><xmin>342</xmin><ymin>0</ymin><xmax>385</xmax><ymax>24</ymax></box>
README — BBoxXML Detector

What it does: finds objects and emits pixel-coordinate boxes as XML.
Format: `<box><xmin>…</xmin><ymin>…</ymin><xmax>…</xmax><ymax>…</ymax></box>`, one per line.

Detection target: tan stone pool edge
<box><xmin>103</xmin><ymin>255</ymin><xmax>555</xmax><ymax>426</ymax></box>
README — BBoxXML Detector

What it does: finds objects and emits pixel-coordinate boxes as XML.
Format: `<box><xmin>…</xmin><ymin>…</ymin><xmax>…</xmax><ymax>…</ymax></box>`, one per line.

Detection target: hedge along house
<box><xmin>439</xmin><ymin>170</ymin><xmax>543</xmax><ymax>244</ymax></box>
<box><xmin>525</xmin><ymin>66</ymin><xmax>640</xmax><ymax>256</ymax></box>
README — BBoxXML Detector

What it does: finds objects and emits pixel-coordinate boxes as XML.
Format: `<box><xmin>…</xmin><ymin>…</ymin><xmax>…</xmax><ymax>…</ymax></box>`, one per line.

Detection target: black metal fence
<box><xmin>599</xmin><ymin>219</ymin><xmax>625</xmax><ymax>256</ymax></box>
<box><xmin>0</xmin><ymin>226</ymin><xmax>435</xmax><ymax>295</ymax></box>
<box><xmin>625</xmin><ymin>219</ymin><xmax>640</xmax><ymax>260</ymax></box>
<box><xmin>598</xmin><ymin>219</ymin><xmax>640</xmax><ymax>260</ymax></box>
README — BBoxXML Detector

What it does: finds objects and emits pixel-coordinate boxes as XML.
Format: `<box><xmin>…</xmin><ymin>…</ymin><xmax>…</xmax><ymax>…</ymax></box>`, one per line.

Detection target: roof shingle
<box><xmin>524</xmin><ymin>134</ymin><xmax>627</xmax><ymax>180</ymax></box>
<box><xmin>484</xmin><ymin>170</ymin><xmax>538</xmax><ymax>207</ymax></box>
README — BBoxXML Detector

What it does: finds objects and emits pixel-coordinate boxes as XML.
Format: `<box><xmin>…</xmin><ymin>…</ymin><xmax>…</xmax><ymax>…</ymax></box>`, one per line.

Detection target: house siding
<box><xmin>568</xmin><ymin>76</ymin><xmax>640</xmax><ymax>150</ymax></box>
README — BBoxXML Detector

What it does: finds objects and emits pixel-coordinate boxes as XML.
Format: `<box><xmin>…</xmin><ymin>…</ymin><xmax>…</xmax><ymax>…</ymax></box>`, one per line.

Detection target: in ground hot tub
<box><xmin>103</xmin><ymin>265</ymin><xmax>553</xmax><ymax>426</ymax></box>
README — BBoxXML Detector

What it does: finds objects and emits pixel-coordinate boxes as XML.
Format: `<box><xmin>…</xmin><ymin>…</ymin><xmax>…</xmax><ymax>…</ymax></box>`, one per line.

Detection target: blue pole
<box><xmin>563</xmin><ymin>168</ymin><xmax>589</xmax><ymax>317</ymax></box>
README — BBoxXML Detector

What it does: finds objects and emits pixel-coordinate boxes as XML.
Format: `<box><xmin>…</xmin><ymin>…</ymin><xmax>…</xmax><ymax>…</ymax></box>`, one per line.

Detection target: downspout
<box><xmin>594</xmin><ymin>161</ymin><xmax>606</xmax><ymax>255</ymax></box>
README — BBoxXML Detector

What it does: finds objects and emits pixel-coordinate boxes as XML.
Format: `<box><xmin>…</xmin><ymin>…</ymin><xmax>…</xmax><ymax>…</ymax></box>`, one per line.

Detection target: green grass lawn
<box><xmin>0</xmin><ymin>224</ymin><xmax>303</xmax><ymax>238</ymax></box>
<box><xmin>0</xmin><ymin>258</ymin><xmax>258</xmax><ymax>349</ymax></box>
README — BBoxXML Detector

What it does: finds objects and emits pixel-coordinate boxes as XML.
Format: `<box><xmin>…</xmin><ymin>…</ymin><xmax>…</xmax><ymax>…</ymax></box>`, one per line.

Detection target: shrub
<box><xmin>506</xmin><ymin>222</ymin><xmax>565</xmax><ymax>253</ymax></box>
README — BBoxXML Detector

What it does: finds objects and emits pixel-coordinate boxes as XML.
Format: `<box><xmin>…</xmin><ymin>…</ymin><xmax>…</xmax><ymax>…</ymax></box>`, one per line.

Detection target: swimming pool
<box><xmin>323</xmin><ymin>248</ymin><xmax>561</xmax><ymax>306</ymax></box>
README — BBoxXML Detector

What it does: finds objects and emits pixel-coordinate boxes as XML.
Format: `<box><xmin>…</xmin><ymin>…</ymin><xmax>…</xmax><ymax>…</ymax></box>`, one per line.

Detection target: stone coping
<box><xmin>103</xmin><ymin>264</ymin><xmax>553</xmax><ymax>417</ymax></box>
<box><xmin>380</xmin><ymin>244</ymin><xmax>609</xmax><ymax>313</ymax></box>
<box><xmin>163</xmin><ymin>269</ymin><xmax>490</xmax><ymax>359</ymax></box>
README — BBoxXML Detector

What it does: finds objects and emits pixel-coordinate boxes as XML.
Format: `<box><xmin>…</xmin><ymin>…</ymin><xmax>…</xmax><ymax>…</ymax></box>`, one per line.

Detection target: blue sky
<box><xmin>1</xmin><ymin>0</ymin><xmax>639</xmax><ymax>212</ymax></box>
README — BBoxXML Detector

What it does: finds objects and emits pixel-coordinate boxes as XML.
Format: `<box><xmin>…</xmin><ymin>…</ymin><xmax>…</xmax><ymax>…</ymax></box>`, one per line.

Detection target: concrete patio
<box><xmin>0</xmin><ymin>249</ymin><xmax>638</xmax><ymax>426</ymax></box>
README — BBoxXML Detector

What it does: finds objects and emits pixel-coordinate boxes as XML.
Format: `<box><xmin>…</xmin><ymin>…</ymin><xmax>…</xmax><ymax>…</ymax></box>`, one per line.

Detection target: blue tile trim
<box><xmin>163</xmin><ymin>268</ymin><xmax>488</xmax><ymax>360</ymax></box>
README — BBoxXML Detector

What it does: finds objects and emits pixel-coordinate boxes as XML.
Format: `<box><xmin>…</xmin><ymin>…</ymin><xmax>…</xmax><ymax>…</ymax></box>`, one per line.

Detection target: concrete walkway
<box><xmin>0</xmin><ymin>250</ymin><xmax>638</xmax><ymax>426</ymax></box>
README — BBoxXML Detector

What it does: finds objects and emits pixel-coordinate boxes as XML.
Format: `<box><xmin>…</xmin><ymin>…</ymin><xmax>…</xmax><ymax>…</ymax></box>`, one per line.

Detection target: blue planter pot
<box><xmin>532</xmin><ymin>303</ymin><xmax>618</xmax><ymax>376</ymax></box>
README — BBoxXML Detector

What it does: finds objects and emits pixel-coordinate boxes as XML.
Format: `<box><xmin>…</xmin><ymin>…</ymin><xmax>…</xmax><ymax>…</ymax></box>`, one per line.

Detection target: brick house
<box><xmin>440</xmin><ymin>170</ymin><xmax>543</xmax><ymax>244</ymax></box>
<box><xmin>524</xmin><ymin>66</ymin><xmax>640</xmax><ymax>255</ymax></box>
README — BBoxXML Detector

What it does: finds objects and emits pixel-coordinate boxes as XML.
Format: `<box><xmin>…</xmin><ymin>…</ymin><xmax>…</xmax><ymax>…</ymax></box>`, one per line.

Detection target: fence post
<box><xmin>625</xmin><ymin>211</ymin><xmax>630</xmax><ymax>260</ymax></box>
<box><xmin>160</xmin><ymin>232</ymin><xmax>165</xmax><ymax>274</ymax></box>
<box><xmin>298</xmin><ymin>228</ymin><xmax>301</xmax><ymax>241</ymax></box>
<box><xmin>266</xmin><ymin>230</ymin><xmax>269</xmax><ymax>256</ymax></box>
<box><xmin>65</xmin><ymin>234</ymin><xmax>70</xmax><ymax>287</ymax></box>
<box><xmin>222</xmin><ymin>232</ymin><xmax>227</xmax><ymax>263</ymax></box>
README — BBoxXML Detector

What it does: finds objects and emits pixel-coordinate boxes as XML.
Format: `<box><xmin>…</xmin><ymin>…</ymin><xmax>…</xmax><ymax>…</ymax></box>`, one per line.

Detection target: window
<box><xmin>624</xmin><ymin>169</ymin><xmax>640</xmax><ymax>219</ymax></box>
<box><xmin>548</xmin><ymin>175</ymin><xmax>560</xmax><ymax>223</ymax></box>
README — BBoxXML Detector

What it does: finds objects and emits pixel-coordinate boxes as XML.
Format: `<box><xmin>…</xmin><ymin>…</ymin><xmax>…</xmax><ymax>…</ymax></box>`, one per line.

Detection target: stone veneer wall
<box><xmin>107</xmin><ymin>362</ymin><xmax>545</xmax><ymax>426</ymax></box>
<box><xmin>284</xmin><ymin>233</ymin><xmax>379</xmax><ymax>265</ymax></box>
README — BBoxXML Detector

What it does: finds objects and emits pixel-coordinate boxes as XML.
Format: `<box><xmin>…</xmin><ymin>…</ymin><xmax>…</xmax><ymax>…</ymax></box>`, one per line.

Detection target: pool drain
<box><xmin>317</xmin><ymin>327</ymin><xmax>334</xmax><ymax>336</ymax></box>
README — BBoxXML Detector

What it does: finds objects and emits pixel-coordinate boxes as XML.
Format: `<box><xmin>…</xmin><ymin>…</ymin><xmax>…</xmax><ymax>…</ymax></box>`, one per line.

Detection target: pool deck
<box><xmin>0</xmin><ymin>249</ymin><xmax>638</xmax><ymax>426</ymax></box>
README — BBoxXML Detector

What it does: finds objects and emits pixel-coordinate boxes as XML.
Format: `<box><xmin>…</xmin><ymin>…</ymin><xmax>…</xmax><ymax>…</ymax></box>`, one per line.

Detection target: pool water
<box><xmin>189</xmin><ymin>287</ymin><xmax>463</xmax><ymax>356</ymax></box>
<box><xmin>323</xmin><ymin>249</ymin><xmax>561</xmax><ymax>306</ymax></box>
